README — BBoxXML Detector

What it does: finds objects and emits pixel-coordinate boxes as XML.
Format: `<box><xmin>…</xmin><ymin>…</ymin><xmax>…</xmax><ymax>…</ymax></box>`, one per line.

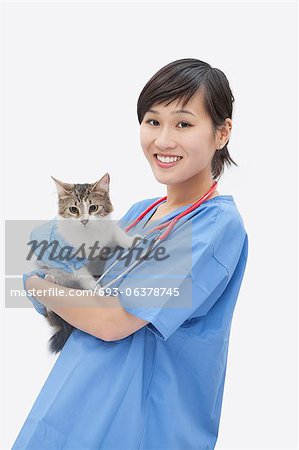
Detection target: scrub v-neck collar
<box><xmin>141</xmin><ymin>198</ymin><xmax>192</xmax><ymax>230</ymax></box>
<box><xmin>141</xmin><ymin>195</ymin><xmax>234</xmax><ymax>231</ymax></box>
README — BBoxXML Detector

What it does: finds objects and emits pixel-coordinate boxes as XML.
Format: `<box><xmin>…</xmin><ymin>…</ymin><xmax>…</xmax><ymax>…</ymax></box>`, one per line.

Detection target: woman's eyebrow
<box><xmin>147</xmin><ymin>108</ymin><xmax>197</xmax><ymax>117</ymax></box>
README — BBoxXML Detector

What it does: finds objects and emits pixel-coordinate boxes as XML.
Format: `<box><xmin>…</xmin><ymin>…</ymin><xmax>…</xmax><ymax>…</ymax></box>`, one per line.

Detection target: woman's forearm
<box><xmin>25</xmin><ymin>275</ymin><xmax>123</xmax><ymax>340</ymax></box>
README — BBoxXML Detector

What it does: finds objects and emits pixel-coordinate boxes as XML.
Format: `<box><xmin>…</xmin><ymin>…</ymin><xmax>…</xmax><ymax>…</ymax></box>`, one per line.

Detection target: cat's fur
<box><xmin>35</xmin><ymin>173</ymin><xmax>136</xmax><ymax>354</ymax></box>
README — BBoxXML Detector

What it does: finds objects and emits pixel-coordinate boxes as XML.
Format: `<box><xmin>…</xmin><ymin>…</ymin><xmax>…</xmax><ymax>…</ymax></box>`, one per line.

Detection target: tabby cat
<box><xmin>34</xmin><ymin>173</ymin><xmax>137</xmax><ymax>354</ymax></box>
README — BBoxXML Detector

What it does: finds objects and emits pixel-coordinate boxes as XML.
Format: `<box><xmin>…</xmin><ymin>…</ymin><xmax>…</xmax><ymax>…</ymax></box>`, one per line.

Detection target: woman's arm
<box><xmin>25</xmin><ymin>276</ymin><xmax>149</xmax><ymax>341</ymax></box>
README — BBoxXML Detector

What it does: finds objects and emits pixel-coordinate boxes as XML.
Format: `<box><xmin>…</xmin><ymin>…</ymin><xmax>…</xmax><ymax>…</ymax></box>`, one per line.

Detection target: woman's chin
<box><xmin>151</xmin><ymin>171</ymin><xmax>181</xmax><ymax>185</ymax></box>
<box><xmin>148</xmin><ymin>160</ymin><xmax>185</xmax><ymax>185</ymax></box>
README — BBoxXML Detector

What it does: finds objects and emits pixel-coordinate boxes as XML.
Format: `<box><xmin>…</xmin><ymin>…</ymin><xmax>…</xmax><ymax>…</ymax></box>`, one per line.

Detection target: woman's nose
<box><xmin>154</xmin><ymin>129</ymin><xmax>176</xmax><ymax>150</ymax></box>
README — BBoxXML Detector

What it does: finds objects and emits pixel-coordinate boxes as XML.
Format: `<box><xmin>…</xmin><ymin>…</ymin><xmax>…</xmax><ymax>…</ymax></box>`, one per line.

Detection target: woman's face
<box><xmin>140</xmin><ymin>89</ymin><xmax>221</xmax><ymax>186</ymax></box>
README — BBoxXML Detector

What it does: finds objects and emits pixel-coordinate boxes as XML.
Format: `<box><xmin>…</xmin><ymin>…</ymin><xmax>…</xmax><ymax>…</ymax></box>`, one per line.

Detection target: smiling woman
<box><xmin>139</xmin><ymin>88</ymin><xmax>232</xmax><ymax>206</ymax></box>
<box><xmin>13</xmin><ymin>58</ymin><xmax>248</xmax><ymax>450</ymax></box>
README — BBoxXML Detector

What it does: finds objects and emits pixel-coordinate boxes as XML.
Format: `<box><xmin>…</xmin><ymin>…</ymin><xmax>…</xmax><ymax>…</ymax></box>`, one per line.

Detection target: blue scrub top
<box><xmin>13</xmin><ymin>195</ymin><xmax>248</xmax><ymax>450</ymax></box>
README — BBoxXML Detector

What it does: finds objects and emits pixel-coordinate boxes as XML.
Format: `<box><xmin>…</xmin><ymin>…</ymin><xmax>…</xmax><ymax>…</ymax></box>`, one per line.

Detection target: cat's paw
<box><xmin>45</xmin><ymin>273</ymin><xmax>57</xmax><ymax>284</ymax></box>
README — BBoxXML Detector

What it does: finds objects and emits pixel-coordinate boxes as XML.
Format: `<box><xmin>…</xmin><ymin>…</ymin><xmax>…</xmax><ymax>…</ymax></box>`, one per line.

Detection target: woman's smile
<box><xmin>154</xmin><ymin>153</ymin><xmax>183</xmax><ymax>168</ymax></box>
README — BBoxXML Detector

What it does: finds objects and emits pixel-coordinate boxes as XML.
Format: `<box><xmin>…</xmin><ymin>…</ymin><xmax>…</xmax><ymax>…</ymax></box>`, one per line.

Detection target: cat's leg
<box><xmin>73</xmin><ymin>265</ymin><xmax>97</xmax><ymax>290</ymax></box>
<box><xmin>38</xmin><ymin>266</ymin><xmax>75</xmax><ymax>288</ymax></box>
<box><xmin>113</xmin><ymin>226</ymin><xmax>142</xmax><ymax>249</ymax></box>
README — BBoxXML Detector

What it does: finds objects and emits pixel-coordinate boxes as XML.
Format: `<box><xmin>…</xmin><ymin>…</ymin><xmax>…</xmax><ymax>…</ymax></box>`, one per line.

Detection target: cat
<box><xmin>34</xmin><ymin>172</ymin><xmax>138</xmax><ymax>354</ymax></box>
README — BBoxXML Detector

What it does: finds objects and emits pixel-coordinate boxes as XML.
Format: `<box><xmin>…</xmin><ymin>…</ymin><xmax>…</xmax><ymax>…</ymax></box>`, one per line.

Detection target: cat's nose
<box><xmin>81</xmin><ymin>219</ymin><xmax>89</xmax><ymax>226</ymax></box>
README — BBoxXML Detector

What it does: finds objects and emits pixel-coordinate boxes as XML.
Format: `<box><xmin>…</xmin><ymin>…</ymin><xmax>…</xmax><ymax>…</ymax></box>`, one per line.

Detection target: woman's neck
<box><xmin>164</xmin><ymin>174</ymin><xmax>218</xmax><ymax>209</ymax></box>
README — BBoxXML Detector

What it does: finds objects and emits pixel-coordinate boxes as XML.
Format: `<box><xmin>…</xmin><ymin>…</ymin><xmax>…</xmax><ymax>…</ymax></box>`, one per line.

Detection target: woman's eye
<box><xmin>69</xmin><ymin>206</ymin><xmax>79</xmax><ymax>214</ymax></box>
<box><xmin>177</xmin><ymin>122</ymin><xmax>191</xmax><ymax>128</ymax></box>
<box><xmin>145</xmin><ymin>119</ymin><xmax>191</xmax><ymax>128</ymax></box>
<box><xmin>146</xmin><ymin>119</ymin><xmax>159</xmax><ymax>126</ymax></box>
<box><xmin>89</xmin><ymin>205</ymin><xmax>98</xmax><ymax>213</ymax></box>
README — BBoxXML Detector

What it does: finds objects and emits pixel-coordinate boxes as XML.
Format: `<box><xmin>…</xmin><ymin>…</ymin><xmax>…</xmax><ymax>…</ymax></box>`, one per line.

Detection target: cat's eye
<box><xmin>69</xmin><ymin>206</ymin><xmax>79</xmax><ymax>214</ymax></box>
<box><xmin>89</xmin><ymin>205</ymin><xmax>98</xmax><ymax>213</ymax></box>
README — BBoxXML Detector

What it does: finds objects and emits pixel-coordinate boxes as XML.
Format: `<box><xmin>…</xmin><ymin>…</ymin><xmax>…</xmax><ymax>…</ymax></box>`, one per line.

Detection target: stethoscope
<box><xmin>95</xmin><ymin>180</ymin><xmax>219</xmax><ymax>290</ymax></box>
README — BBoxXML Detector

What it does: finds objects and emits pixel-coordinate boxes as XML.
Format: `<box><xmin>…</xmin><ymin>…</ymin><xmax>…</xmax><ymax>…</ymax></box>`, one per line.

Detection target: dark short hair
<box><xmin>137</xmin><ymin>58</ymin><xmax>238</xmax><ymax>180</ymax></box>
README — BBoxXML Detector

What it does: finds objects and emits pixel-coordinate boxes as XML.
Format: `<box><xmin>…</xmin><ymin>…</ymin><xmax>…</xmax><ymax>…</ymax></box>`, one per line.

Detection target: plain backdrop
<box><xmin>1</xmin><ymin>1</ymin><xmax>298</xmax><ymax>449</ymax></box>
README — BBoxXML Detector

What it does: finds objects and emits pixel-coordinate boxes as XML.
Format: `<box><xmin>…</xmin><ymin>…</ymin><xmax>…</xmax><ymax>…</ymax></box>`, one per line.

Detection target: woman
<box><xmin>13</xmin><ymin>58</ymin><xmax>248</xmax><ymax>449</ymax></box>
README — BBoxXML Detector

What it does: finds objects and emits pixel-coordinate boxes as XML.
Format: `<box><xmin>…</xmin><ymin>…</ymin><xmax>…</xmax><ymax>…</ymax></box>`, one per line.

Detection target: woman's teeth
<box><xmin>155</xmin><ymin>154</ymin><xmax>182</xmax><ymax>163</ymax></box>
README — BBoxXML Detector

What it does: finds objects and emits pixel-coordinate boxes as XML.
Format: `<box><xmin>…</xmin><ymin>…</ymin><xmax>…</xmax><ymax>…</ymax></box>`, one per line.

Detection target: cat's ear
<box><xmin>51</xmin><ymin>176</ymin><xmax>74</xmax><ymax>196</ymax></box>
<box><xmin>91</xmin><ymin>173</ymin><xmax>110</xmax><ymax>193</ymax></box>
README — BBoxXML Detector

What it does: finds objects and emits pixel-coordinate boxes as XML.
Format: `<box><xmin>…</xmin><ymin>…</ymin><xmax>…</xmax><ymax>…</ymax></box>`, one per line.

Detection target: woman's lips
<box><xmin>153</xmin><ymin>154</ymin><xmax>183</xmax><ymax>169</ymax></box>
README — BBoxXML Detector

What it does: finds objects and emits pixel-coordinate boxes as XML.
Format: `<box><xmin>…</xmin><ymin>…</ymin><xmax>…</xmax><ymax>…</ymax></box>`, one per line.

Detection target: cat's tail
<box><xmin>48</xmin><ymin>322</ymin><xmax>74</xmax><ymax>354</ymax></box>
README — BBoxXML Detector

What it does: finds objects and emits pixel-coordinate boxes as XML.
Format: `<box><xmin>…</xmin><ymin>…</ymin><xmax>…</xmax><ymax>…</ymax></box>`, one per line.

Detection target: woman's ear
<box><xmin>217</xmin><ymin>118</ymin><xmax>232</xmax><ymax>148</ymax></box>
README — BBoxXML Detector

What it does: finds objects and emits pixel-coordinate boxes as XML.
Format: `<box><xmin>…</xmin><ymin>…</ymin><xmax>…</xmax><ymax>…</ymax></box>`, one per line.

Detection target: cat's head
<box><xmin>51</xmin><ymin>173</ymin><xmax>113</xmax><ymax>226</ymax></box>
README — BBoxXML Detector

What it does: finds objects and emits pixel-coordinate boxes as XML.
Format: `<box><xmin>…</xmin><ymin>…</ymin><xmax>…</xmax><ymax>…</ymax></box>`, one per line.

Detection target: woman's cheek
<box><xmin>186</xmin><ymin>153</ymin><xmax>207</xmax><ymax>174</ymax></box>
<box><xmin>140</xmin><ymin>129</ymin><xmax>152</xmax><ymax>151</ymax></box>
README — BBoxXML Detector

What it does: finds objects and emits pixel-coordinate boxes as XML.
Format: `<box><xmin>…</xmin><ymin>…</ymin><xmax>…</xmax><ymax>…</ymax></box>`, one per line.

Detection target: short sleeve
<box><xmin>23</xmin><ymin>270</ymin><xmax>47</xmax><ymax>316</ymax></box>
<box><xmin>118</xmin><ymin>204</ymin><xmax>248</xmax><ymax>341</ymax></box>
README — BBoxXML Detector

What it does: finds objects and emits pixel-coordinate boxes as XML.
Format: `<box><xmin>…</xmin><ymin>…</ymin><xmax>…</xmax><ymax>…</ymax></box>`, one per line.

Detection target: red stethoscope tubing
<box><xmin>95</xmin><ymin>181</ymin><xmax>219</xmax><ymax>289</ymax></box>
<box><xmin>125</xmin><ymin>180</ymin><xmax>218</xmax><ymax>241</ymax></box>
